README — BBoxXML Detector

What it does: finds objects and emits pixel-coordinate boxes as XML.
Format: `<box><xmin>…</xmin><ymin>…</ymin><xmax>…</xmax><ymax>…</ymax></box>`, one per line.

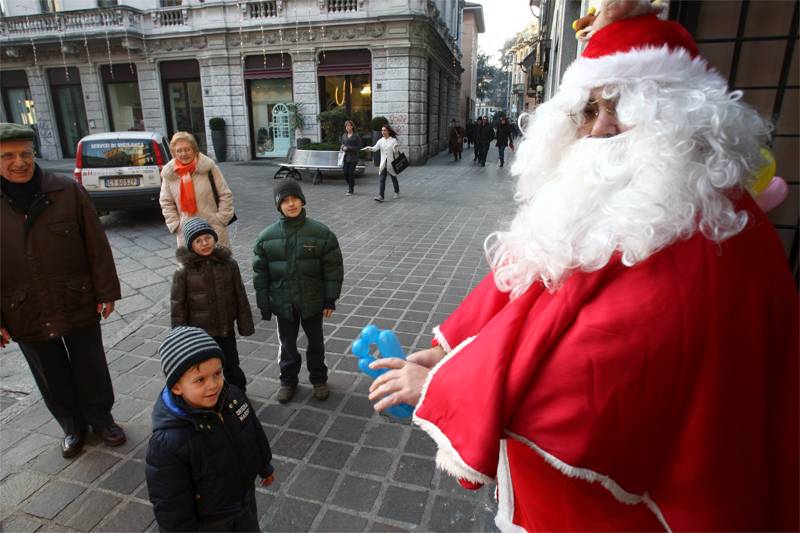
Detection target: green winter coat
<box><xmin>252</xmin><ymin>209</ymin><xmax>343</xmax><ymax>321</ymax></box>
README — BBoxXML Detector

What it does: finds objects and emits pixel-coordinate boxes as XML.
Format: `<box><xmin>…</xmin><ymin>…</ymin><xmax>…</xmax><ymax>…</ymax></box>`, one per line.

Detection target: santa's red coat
<box><xmin>414</xmin><ymin>194</ymin><xmax>798</xmax><ymax>531</ymax></box>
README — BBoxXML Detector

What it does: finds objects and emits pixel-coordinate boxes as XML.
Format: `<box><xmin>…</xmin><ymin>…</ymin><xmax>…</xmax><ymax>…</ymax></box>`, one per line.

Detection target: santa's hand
<box><xmin>407</xmin><ymin>345</ymin><xmax>446</xmax><ymax>369</ymax></box>
<box><xmin>0</xmin><ymin>327</ymin><xmax>11</xmax><ymax>349</ymax></box>
<box><xmin>368</xmin><ymin>358</ymin><xmax>429</xmax><ymax>413</ymax></box>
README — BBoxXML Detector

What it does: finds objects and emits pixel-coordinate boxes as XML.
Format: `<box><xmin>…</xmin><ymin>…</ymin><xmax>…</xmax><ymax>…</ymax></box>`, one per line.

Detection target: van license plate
<box><xmin>106</xmin><ymin>177</ymin><xmax>139</xmax><ymax>188</ymax></box>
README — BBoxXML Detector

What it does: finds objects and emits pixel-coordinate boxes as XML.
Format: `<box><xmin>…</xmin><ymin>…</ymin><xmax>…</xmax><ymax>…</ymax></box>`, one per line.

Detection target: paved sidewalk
<box><xmin>1</xmin><ymin>146</ymin><xmax>516</xmax><ymax>532</ymax></box>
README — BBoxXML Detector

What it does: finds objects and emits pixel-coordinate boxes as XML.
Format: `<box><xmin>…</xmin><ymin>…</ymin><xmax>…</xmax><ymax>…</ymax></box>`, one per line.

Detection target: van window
<box><xmin>82</xmin><ymin>140</ymin><xmax>156</xmax><ymax>168</ymax></box>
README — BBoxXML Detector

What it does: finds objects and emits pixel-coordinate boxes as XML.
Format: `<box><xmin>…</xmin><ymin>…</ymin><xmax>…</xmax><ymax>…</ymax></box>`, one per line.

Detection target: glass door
<box><xmin>166</xmin><ymin>80</ymin><xmax>206</xmax><ymax>153</ymax></box>
<box><xmin>52</xmin><ymin>85</ymin><xmax>88</xmax><ymax>158</ymax></box>
<box><xmin>2</xmin><ymin>87</ymin><xmax>40</xmax><ymax>156</ymax></box>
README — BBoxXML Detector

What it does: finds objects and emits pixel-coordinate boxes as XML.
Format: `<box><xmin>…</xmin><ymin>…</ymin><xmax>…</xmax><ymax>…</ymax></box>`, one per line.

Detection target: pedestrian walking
<box><xmin>475</xmin><ymin>116</ymin><xmax>495</xmax><ymax>167</ymax></box>
<box><xmin>495</xmin><ymin>116</ymin><xmax>513</xmax><ymax>167</ymax></box>
<box><xmin>465</xmin><ymin>120</ymin><xmax>475</xmax><ymax>149</ymax></box>
<box><xmin>0</xmin><ymin>122</ymin><xmax>126</xmax><ymax>459</ymax></box>
<box><xmin>448</xmin><ymin>119</ymin><xmax>465</xmax><ymax>161</ymax></box>
<box><xmin>361</xmin><ymin>124</ymin><xmax>401</xmax><ymax>202</ymax></box>
<box><xmin>159</xmin><ymin>131</ymin><xmax>236</xmax><ymax>250</ymax></box>
<box><xmin>170</xmin><ymin>217</ymin><xmax>255</xmax><ymax>392</ymax></box>
<box><xmin>253</xmin><ymin>179</ymin><xmax>344</xmax><ymax>404</ymax></box>
<box><xmin>340</xmin><ymin>120</ymin><xmax>362</xmax><ymax>196</ymax></box>
<box><xmin>146</xmin><ymin>326</ymin><xmax>274</xmax><ymax>531</ymax></box>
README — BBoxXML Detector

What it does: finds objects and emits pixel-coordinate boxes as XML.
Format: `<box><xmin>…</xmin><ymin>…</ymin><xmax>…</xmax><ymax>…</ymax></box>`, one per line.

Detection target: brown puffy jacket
<box><xmin>1</xmin><ymin>167</ymin><xmax>121</xmax><ymax>342</ymax></box>
<box><xmin>170</xmin><ymin>246</ymin><xmax>254</xmax><ymax>337</ymax></box>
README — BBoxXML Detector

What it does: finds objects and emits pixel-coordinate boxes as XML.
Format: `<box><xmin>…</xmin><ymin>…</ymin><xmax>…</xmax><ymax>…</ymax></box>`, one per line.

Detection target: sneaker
<box><xmin>277</xmin><ymin>384</ymin><xmax>296</xmax><ymax>404</ymax></box>
<box><xmin>345</xmin><ymin>191</ymin><xmax>353</xmax><ymax>196</ymax></box>
<box><xmin>393</xmin><ymin>193</ymin><xmax>400</xmax><ymax>199</ymax></box>
<box><xmin>313</xmin><ymin>383</ymin><xmax>329</xmax><ymax>401</ymax></box>
<box><xmin>374</xmin><ymin>196</ymin><xmax>384</xmax><ymax>202</ymax></box>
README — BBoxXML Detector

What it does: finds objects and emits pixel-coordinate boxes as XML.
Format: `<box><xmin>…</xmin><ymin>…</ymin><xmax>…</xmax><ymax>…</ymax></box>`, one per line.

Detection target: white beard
<box><xmin>486</xmin><ymin>125</ymin><xmax>748</xmax><ymax>299</ymax></box>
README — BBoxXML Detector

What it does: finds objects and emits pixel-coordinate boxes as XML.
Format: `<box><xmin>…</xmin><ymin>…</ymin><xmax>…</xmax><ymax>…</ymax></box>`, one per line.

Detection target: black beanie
<box><xmin>183</xmin><ymin>217</ymin><xmax>218</xmax><ymax>249</ymax></box>
<box><xmin>160</xmin><ymin>326</ymin><xmax>224</xmax><ymax>388</ymax></box>
<box><xmin>273</xmin><ymin>178</ymin><xmax>306</xmax><ymax>212</ymax></box>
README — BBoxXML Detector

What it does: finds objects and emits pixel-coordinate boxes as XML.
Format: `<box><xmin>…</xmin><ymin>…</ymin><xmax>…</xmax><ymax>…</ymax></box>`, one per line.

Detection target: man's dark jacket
<box><xmin>475</xmin><ymin>123</ymin><xmax>495</xmax><ymax>144</ymax></box>
<box><xmin>0</xmin><ymin>166</ymin><xmax>120</xmax><ymax>342</ymax></box>
<box><xmin>145</xmin><ymin>384</ymin><xmax>273</xmax><ymax>531</ymax></box>
<box><xmin>252</xmin><ymin>209</ymin><xmax>343</xmax><ymax>321</ymax></box>
<box><xmin>171</xmin><ymin>246</ymin><xmax>255</xmax><ymax>337</ymax></box>
<box><xmin>496</xmin><ymin>122</ymin><xmax>513</xmax><ymax>148</ymax></box>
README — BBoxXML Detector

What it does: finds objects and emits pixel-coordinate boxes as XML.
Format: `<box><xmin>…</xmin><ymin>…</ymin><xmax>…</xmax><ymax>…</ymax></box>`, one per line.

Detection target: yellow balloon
<box><xmin>751</xmin><ymin>148</ymin><xmax>776</xmax><ymax>195</ymax></box>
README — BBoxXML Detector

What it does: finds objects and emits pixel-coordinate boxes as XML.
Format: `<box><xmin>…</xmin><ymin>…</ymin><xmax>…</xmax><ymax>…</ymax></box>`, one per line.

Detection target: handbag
<box><xmin>207</xmin><ymin>170</ymin><xmax>238</xmax><ymax>225</ymax></box>
<box><xmin>391</xmin><ymin>152</ymin><xmax>409</xmax><ymax>174</ymax></box>
<box><xmin>337</xmin><ymin>151</ymin><xmax>345</xmax><ymax>167</ymax></box>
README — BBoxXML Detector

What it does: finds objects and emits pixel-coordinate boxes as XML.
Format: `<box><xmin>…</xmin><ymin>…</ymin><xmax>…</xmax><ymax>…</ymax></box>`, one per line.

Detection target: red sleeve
<box><xmin>433</xmin><ymin>272</ymin><xmax>511</xmax><ymax>351</ymax></box>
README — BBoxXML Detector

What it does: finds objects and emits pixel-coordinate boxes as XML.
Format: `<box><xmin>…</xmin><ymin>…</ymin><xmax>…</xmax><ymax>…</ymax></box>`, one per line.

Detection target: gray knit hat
<box><xmin>273</xmin><ymin>178</ymin><xmax>306</xmax><ymax>212</ymax></box>
<box><xmin>160</xmin><ymin>326</ymin><xmax>224</xmax><ymax>388</ymax></box>
<box><xmin>183</xmin><ymin>217</ymin><xmax>217</xmax><ymax>249</ymax></box>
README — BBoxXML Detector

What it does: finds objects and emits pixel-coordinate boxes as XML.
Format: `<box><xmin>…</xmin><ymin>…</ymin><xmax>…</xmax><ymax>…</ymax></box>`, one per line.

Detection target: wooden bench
<box><xmin>273</xmin><ymin>148</ymin><xmax>367</xmax><ymax>184</ymax></box>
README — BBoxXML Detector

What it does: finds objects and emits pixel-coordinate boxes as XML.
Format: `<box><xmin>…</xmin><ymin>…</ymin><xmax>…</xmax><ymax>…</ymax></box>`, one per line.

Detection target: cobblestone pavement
<box><xmin>1</xmin><ymin>145</ymin><xmax>516</xmax><ymax>532</ymax></box>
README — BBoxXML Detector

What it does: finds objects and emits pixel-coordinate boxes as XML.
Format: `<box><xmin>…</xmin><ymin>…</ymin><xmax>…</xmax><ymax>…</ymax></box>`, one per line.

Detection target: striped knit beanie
<box><xmin>183</xmin><ymin>217</ymin><xmax>217</xmax><ymax>249</ymax></box>
<box><xmin>160</xmin><ymin>326</ymin><xmax>224</xmax><ymax>388</ymax></box>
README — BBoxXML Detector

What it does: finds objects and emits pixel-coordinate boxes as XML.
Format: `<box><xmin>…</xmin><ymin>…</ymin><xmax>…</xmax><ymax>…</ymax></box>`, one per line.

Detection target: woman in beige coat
<box><xmin>159</xmin><ymin>132</ymin><xmax>235</xmax><ymax>249</ymax></box>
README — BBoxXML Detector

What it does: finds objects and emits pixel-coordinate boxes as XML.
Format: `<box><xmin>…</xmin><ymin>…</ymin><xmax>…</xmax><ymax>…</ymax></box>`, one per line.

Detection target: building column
<box><xmin>77</xmin><ymin>64</ymin><xmax>108</xmax><ymax>135</ymax></box>
<box><xmin>290</xmin><ymin>50</ymin><xmax>319</xmax><ymax>143</ymax></box>
<box><xmin>137</xmin><ymin>61</ymin><xmax>166</xmax><ymax>138</ymax></box>
<box><xmin>25</xmin><ymin>67</ymin><xmax>59</xmax><ymax>160</ymax></box>
<box><xmin>198</xmin><ymin>56</ymin><xmax>248</xmax><ymax>161</ymax></box>
<box><xmin>427</xmin><ymin>63</ymin><xmax>440</xmax><ymax>156</ymax></box>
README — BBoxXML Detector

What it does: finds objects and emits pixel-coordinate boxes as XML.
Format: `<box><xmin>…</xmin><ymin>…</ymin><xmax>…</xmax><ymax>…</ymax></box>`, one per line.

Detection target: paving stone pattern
<box><xmin>1</xmin><ymin>147</ymin><xmax>515</xmax><ymax>532</ymax></box>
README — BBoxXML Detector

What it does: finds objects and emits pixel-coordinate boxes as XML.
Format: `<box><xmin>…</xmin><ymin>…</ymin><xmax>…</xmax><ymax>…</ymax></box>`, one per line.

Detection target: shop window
<box><xmin>317</xmin><ymin>49</ymin><xmax>372</xmax><ymax>137</ymax></box>
<box><xmin>102</xmin><ymin>64</ymin><xmax>143</xmax><ymax>132</ymax></box>
<box><xmin>250</xmin><ymin>79</ymin><xmax>293</xmax><ymax>158</ymax></box>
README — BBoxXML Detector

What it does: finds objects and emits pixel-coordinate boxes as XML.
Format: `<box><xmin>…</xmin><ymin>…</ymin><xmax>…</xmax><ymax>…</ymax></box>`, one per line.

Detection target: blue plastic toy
<box><xmin>351</xmin><ymin>325</ymin><xmax>414</xmax><ymax>419</ymax></box>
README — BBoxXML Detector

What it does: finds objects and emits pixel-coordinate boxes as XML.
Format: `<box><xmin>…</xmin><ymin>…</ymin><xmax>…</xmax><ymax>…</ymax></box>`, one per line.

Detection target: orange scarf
<box><xmin>174</xmin><ymin>158</ymin><xmax>198</xmax><ymax>215</ymax></box>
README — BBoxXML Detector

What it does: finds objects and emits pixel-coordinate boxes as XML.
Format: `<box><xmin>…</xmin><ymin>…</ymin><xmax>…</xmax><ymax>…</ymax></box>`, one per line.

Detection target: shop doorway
<box><xmin>48</xmin><ymin>67</ymin><xmax>88</xmax><ymax>158</ymax></box>
<box><xmin>1</xmin><ymin>70</ymin><xmax>41</xmax><ymax>156</ymax></box>
<box><xmin>160</xmin><ymin>60</ymin><xmax>206</xmax><ymax>152</ymax></box>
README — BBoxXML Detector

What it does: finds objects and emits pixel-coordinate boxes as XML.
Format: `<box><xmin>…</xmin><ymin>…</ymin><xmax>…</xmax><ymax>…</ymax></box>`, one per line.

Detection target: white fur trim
<box><xmin>494</xmin><ymin>441</ymin><xmax>527</xmax><ymax>533</ymax></box>
<box><xmin>506</xmin><ymin>431</ymin><xmax>672</xmax><ymax>532</ymax></box>
<box><xmin>432</xmin><ymin>325</ymin><xmax>452</xmax><ymax>353</ymax></box>
<box><xmin>560</xmin><ymin>46</ymin><xmax>725</xmax><ymax>93</ymax></box>
<box><xmin>413</xmin><ymin>335</ymin><xmax>493</xmax><ymax>485</ymax></box>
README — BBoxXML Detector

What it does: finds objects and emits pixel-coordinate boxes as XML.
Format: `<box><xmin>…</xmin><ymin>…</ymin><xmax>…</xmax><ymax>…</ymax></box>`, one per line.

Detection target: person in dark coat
<box><xmin>253</xmin><ymin>179</ymin><xmax>344</xmax><ymax>404</ymax></box>
<box><xmin>340</xmin><ymin>120</ymin><xmax>363</xmax><ymax>196</ymax></box>
<box><xmin>448</xmin><ymin>119</ymin><xmax>465</xmax><ymax>161</ymax></box>
<box><xmin>171</xmin><ymin>217</ymin><xmax>255</xmax><ymax>392</ymax></box>
<box><xmin>495</xmin><ymin>116</ymin><xmax>514</xmax><ymax>167</ymax></box>
<box><xmin>475</xmin><ymin>116</ymin><xmax>495</xmax><ymax>167</ymax></box>
<box><xmin>146</xmin><ymin>326</ymin><xmax>274</xmax><ymax>532</ymax></box>
<box><xmin>0</xmin><ymin>122</ymin><xmax>126</xmax><ymax>459</ymax></box>
<box><xmin>465</xmin><ymin>120</ymin><xmax>474</xmax><ymax>149</ymax></box>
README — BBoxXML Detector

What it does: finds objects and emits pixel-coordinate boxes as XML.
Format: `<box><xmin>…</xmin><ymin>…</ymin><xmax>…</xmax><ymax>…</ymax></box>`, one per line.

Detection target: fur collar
<box><xmin>176</xmin><ymin>245</ymin><xmax>232</xmax><ymax>267</ymax></box>
<box><xmin>162</xmin><ymin>152</ymin><xmax>216</xmax><ymax>181</ymax></box>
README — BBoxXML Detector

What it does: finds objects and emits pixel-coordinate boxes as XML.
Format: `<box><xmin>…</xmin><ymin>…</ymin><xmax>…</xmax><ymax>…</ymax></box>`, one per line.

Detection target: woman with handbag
<box><xmin>361</xmin><ymin>124</ymin><xmax>401</xmax><ymax>203</ymax></box>
<box><xmin>159</xmin><ymin>131</ymin><xmax>236</xmax><ymax>249</ymax></box>
<box><xmin>340</xmin><ymin>120</ymin><xmax>362</xmax><ymax>196</ymax></box>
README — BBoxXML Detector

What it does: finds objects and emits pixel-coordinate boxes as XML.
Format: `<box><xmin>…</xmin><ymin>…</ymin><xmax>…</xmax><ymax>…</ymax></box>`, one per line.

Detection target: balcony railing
<box><xmin>0</xmin><ymin>8</ymin><xmax>142</xmax><ymax>38</ymax></box>
<box><xmin>247</xmin><ymin>1</ymin><xmax>279</xmax><ymax>19</ymax></box>
<box><xmin>325</xmin><ymin>0</ymin><xmax>359</xmax><ymax>13</ymax></box>
<box><xmin>152</xmin><ymin>7</ymin><xmax>187</xmax><ymax>27</ymax></box>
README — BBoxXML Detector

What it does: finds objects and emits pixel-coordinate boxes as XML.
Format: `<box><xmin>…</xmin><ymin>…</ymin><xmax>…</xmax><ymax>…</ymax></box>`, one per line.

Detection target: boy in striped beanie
<box><xmin>145</xmin><ymin>326</ymin><xmax>274</xmax><ymax>531</ymax></box>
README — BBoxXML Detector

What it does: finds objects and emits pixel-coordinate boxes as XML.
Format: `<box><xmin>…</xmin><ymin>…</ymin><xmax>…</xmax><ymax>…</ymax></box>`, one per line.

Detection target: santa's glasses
<box><xmin>568</xmin><ymin>98</ymin><xmax>618</xmax><ymax>126</ymax></box>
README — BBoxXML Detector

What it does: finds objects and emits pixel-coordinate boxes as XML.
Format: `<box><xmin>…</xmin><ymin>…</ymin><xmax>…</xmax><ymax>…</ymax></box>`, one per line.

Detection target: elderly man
<box><xmin>0</xmin><ymin>123</ymin><xmax>126</xmax><ymax>458</ymax></box>
<box><xmin>368</xmin><ymin>8</ymin><xmax>798</xmax><ymax>532</ymax></box>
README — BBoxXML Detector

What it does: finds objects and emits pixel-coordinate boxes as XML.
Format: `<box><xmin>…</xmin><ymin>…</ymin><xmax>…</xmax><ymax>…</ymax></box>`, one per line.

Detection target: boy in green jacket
<box><xmin>253</xmin><ymin>179</ymin><xmax>343</xmax><ymax>403</ymax></box>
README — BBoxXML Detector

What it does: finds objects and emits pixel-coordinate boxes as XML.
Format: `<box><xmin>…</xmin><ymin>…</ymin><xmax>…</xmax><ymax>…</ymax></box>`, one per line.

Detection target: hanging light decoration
<box><xmin>105</xmin><ymin>30</ymin><xmax>114</xmax><ymax>80</ymax></box>
<box><xmin>58</xmin><ymin>15</ymin><xmax>70</xmax><ymax>80</ymax></box>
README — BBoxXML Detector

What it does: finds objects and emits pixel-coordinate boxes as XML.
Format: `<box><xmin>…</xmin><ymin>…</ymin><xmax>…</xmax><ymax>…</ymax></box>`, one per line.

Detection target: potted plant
<box><xmin>209</xmin><ymin>117</ymin><xmax>227</xmax><ymax>162</ymax></box>
<box><xmin>318</xmin><ymin>108</ymin><xmax>348</xmax><ymax>144</ymax></box>
<box><xmin>369</xmin><ymin>115</ymin><xmax>388</xmax><ymax>166</ymax></box>
<box><xmin>286</xmin><ymin>103</ymin><xmax>310</xmax><ymax>148</ymax></box>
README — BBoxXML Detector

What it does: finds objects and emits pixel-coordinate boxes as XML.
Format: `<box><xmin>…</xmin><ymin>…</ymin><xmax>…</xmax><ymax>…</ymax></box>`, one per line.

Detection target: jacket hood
<box><xmin>151</xmin><ymin>385</ymin><xmax>229</xmax><ymax>432</ymax></box>
<box><xmin>176</xmin><ymin>245</ymin><xmax>232</xmax><ymax>267</ymax></box>
<box><xmin>162</xmin><ymin>152</ymin><xmax>215</xmax><ymax>181</ymax></box>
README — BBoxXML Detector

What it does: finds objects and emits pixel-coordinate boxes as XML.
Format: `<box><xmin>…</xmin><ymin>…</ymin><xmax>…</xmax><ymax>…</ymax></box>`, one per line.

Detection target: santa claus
<box><xmin>368</xmin><ymin>6</ymin><xmax>799</xmax><ymax>532</ymax></box>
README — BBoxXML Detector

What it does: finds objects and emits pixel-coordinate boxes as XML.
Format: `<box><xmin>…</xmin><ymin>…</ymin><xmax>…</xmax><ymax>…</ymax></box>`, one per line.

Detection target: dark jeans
<box><xmin>201</xmin><ymin>488</ymin><xmax>260</xmax><ymax>532</ymax></box>
<box><xmin>342</xmin><ymin>161</ymin><xmax>357</xmax><ymax>193</ymax></box>
<box><xmin>213</xmin><ymin>334</ymin><xmax>247</xmax><ymax>393</ymax></box>
<box><xmin>276</xmin><ymin>311</ymin><xmax>327</xmax><ymax>386</ymax></box>
<box><xmin>18</xmin><ymin>322</ymin><xmax>115</xmax><ymax>435</ymax></box>
<box><xmin>478</xmin><ymin>143</ymin><xmax>490</xmax><ymax>164</ymax></box>
<box><xmin>378</xmin><ymin>168</ymin><xmax>399</xmax><ymax>198</ymax></box>
<box><xmin>498</xmin><ymin>145</ymin><xmax>507</xmax><ymax>163</ymax></box>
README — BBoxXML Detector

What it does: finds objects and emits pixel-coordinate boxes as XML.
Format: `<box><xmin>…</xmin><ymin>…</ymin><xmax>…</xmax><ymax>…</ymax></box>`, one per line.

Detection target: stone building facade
<box><xmin>0</xmin><ymin>0</ymin><xmax>467</xmax><ymax>164</ymax></box>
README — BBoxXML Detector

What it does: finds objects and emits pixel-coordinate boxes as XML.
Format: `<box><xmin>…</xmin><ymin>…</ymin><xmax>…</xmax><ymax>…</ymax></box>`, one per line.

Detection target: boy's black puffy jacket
<box><xmin>145</xmin><ymin>384</ymin><xmax>273</xmax><ymax>531</ymax></box>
